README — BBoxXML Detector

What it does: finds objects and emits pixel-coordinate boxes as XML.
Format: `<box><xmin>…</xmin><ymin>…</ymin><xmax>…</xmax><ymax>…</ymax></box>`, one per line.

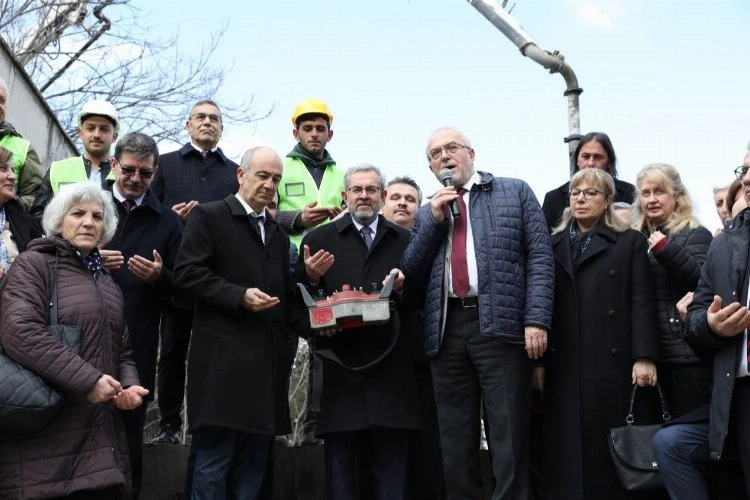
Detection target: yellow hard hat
<box><xmin>291</xmin><ymin>98</ymin><xmax>333</xmax><ymax>126</ymax></box>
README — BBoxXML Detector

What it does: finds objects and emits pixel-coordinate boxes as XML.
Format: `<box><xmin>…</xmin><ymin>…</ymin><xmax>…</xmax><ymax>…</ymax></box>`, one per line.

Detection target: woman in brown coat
<box><xmin>0</xmin><ymin>182</ymin><xmax>148</xmax><ymax>499</ymax></box>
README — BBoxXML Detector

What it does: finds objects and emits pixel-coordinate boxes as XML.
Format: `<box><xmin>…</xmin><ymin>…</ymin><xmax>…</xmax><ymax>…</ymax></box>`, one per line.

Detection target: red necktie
<box><xmin>122</xmin><ymin>199</ymin><xmax>135</xmax><ymax>212</ymax></box>
<box><xmin>451</xmin><ymin>188</ymin><xmax>470</xmax><ymax>298</ymax></box>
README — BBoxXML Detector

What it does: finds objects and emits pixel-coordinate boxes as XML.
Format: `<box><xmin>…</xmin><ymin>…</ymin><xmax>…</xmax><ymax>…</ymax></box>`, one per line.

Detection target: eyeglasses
<box><xmin>569</xmin><ymin>188</ymin><xmax>604</xmax><ymax>200</ymax></box>
<box><xmin>427</xmin><ymin>143</ymin><xmax>470</xmax><ymax>161</ymax></box>
<box><xmin>119</xmin><ymin>165</ymin><xmax>155</xmax><ymax>179</ymax></box>
<box><xmin>190</xmin><ymin>113</ymin><xmax>221</xmax><ymax>123</ymax></box>
<box><xmin>347</xmin><ymin>186</ymin><xmax>381</xmax><ymax>196</ymax></box>
<box><xmin>734</xmin><ymin>165</ymin><xmax>750</xmax><ymax>180</ymax></box>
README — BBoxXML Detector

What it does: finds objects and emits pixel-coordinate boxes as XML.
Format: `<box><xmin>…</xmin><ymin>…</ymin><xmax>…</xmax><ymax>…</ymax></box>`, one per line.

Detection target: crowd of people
<box><xmin>1</xmin><ymin>74</ymin><xmax>750</xmax><ymax>500</ymax></box>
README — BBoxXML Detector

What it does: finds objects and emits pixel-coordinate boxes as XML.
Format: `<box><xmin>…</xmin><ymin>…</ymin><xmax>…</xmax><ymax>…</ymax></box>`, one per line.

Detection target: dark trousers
<box><xmin>431</xmin><ymin>304</ymin><xmax>531</xmax><ymax>500</ymax></box>
<box><xmin>408</xmin><ymin>362</ymin><xmax>445</xmax><ymax>499</ymax></box>
<box><xmin>156</xmin><ymin>302</ymin><xmax>193</xmax><ymax>429</ymax></box>
<box><xmin>120</xmin><ymin>403</ymin><xmax>148</xmax><ymax>498</ymax></box>
<box><xmin>324</xmin><ymin>427</ymin><xmax>409</xmax><ymax>500</ymax></box>
<box><xmin>191</xmin><ymin>426</ymin><xmax>273</xmax><ymax>500</ymax></box>
<box><xmin>652</xmin><ymin>379</ymin><xmax>750</xmax><ymax>500</ymax></box>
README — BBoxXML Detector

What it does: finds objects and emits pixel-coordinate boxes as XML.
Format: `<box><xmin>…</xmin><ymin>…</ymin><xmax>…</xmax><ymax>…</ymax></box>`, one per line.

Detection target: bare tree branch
<box><xmin>0</xmin><ymin>0</ymin><xmax>268</xmax><ymax>145</ymax></box>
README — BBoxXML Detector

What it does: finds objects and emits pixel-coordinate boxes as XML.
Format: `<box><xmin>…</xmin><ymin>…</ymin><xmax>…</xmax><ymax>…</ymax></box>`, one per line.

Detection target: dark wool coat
<box><xmin>685</xmin><ymin>210</ymin><xmax>750</xmax><ymax>460</ymax></box>
<box><xmin>542</xmin><ymin>226</ymin><xmax>659</xmax><ymax>500</ymax></box>
<box><xmin>0</xmin><ymin>237</ymin><xmax>139</xmax><ymax>499</ymax></box>
<box><xmin>102</xmin><ymin>186</ymin><xmax>183</xmax><ymax>397</ymax></box>
<box><xmin>174</xmin><ymin>195</ymin><xmax>309</xmax><ymax>435</ymax></box>
<box><xmin>298</xmin><ymin>214</ymin><xmax>421</xmax><ymax>435</ymax></box>
<box><xmin>542</xmin><ymin>178</ymin><xmax>636</xmax><ymax>231</ymax></box>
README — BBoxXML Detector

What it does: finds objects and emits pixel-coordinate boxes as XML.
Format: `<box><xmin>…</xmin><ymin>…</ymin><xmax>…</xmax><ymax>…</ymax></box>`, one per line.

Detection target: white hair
<box><xmin>42</xmin><ymin>182</ymin><xmax>119</xmax><ymax>245</ymax></box>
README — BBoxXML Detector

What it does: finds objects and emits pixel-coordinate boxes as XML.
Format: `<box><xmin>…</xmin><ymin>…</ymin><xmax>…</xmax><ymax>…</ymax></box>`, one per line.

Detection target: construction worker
<box><xmin>0</xmin><ymin>77</ymin><xmax>44</xmax><ymax>211</ymax></box>
<box><xmin>276</xmin><ymin>98</ymin><xmax>344</xmax><ymax>248</ymax></box>
<box><xmin>31</xmin><ymin>99</ymin><xmax>119</xmax><ymax>220</ymax></box>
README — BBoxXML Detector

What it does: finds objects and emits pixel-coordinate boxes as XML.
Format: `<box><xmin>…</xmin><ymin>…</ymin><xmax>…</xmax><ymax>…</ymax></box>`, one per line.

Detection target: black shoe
<box><xmin>150</xmin><ymin>425</ymin><xmax>181</xmax><ymax>445</ymax></box>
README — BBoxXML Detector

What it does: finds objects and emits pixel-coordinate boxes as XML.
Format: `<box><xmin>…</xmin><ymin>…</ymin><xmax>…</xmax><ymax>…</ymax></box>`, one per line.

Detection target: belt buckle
<box><xmin>461</xmin><ymin>297</ymin><xmax>477</xmax><ymax>309</ymax></box>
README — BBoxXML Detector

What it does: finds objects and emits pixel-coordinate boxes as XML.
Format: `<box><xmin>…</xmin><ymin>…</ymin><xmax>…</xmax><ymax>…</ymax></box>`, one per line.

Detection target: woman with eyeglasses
<box><xmin>541</xmin><ymin>131</ymin><xmax>636</xmax><ymax>232</ymax></box>
<box><xmin>542</xmin><ymin>168</ymin><xmax>659</xmax><ymax>499</ymax></box>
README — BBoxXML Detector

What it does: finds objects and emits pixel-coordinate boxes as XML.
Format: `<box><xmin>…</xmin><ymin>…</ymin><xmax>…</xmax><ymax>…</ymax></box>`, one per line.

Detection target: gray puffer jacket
<box><xmin>647</xmin><ymin>224</ymin><xmax>712</xmax><ymax>364</ymax></box>
<box><xmin>402</xmin><ymin>172</ymin><xmax>554</xmax><ymax>357</ymax></box>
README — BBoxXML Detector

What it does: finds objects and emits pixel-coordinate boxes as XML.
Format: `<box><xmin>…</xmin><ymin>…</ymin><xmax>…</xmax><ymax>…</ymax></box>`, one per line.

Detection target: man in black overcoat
<box><xmin>99</xmin><ymin>132</ymin><xmax>183</xmax><ymax>498</ymax></box>
<box><xmin>299</xmin><ymin>164</ymin><xmax>420</xmax><ymax>499</ymax></box>
<box><xmin>173</xmin><ymin>146</ymin><xmax>309</xmax><ymax>499</ymax></box>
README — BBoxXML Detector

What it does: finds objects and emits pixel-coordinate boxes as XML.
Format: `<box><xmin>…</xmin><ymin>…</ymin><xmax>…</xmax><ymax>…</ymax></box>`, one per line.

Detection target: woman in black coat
<box><xmin>633</xmin><ymin>163</ymin><xmax>713</xmax><ymax>418</ymax></box>
<box><xmin>542</xmin><ymin>131</ymin><xmax>635</xmax><ymax>231</ymax></box>
<box><xmin>542</xmin><ymin>167</ymin><xmax>659</xmax><ymax>500</ymax></box>
<box><xmin>0</xmin><ymin>146</ymin><xmax>42</xmax><ymax>278</ymax></box>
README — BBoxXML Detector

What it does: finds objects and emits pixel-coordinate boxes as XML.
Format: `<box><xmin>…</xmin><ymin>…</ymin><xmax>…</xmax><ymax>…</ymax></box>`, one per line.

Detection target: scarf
<box><xmin>75</xmin><ymin>246</ymin><xmax>103</xmax><ymax>279</ymax></box>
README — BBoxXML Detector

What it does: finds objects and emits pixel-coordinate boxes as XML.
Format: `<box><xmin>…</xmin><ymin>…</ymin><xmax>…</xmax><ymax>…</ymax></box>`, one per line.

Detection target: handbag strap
<box><xmin>48</xmin><ymin>254</ymin><xmax>60</xmax><ymax>326</ymax></box>
<box><xmin>625</xmin><ymin>383</ymin><xmax>671</xmax><ymax>425</ymax></box>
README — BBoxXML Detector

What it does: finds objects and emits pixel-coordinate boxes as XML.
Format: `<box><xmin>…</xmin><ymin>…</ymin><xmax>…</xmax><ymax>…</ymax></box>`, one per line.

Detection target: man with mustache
<box><xmin>30</xmin><ymin>99</ymin><xmax>119</xmax><ymax>219</ymax></box>
<box><xmin>0</xmin><ymin>78</ymin><xmax>44</xmax><ymax>212</ymax></box>
<box><xmin>99</xmin><ymin>132</ymin><xmax>183</xmax><ymax>498</ymax></box>
<box><xmin>299</xmin><ymin>164</ymin><xmax>420</xmax><ymax>499</ymax></box>
<box><xmin>149</xmin><ymin>99</ymin><xmax>240</xmax><ymax>445</ymax></box>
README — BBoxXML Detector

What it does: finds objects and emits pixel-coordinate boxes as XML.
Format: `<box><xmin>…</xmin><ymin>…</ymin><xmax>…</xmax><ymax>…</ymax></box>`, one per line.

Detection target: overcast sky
<box><xmin>142</xmin><ymin>0</ymin><xmax>749</xmax><ymax>232</ymax></box>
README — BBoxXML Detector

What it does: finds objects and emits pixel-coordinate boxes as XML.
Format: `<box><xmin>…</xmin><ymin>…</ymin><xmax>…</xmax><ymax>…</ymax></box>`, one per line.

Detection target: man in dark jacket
<box><xmin>653</xmin><ymin>161</ymin><xmax>750</xmax><ymax>499</ymax></box>
<box><xmin>402</xmin><ymin>127</ymin><xmax>554</xmax><ymax>499</ymax></box>
<box><xmin>97</xmin><ymin>132</ymin><xmax>183</xmax><ymax>498</ymax></box>
<box><xmin>300</xmin><ymin>164</ymin><xmax>420</xmax><ymax>499</ymax></box>
<box><xmin>174</xmin><ymin>146</ymin><xmax>308</xmax><ymax>498</ymax></box>
<box><xmin>541</xmin><ymin>131</ymin><xmax>635</xmax><ymax>232</ymax></box>
<box><xmin>149</xmin><ymin>99</ymin><xmax>240</xmax><ymax>444</ymax></box>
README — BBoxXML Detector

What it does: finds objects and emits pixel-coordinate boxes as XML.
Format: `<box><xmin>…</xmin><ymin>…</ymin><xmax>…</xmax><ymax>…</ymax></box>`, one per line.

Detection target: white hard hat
<box><xmin>78</xmin><ymin>99</ymin><xmax>120</xmax><ymax>132</ymax></box>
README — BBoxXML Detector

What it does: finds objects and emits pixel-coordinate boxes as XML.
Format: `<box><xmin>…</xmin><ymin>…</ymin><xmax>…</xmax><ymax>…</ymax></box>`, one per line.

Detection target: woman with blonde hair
<box><xmin>633</xmin><ymin>163</ymin><xmax>713</xmax><ymax>420</ymax></box>
<box><xmin>543</xmin><ymin>168</ymin><xmax>659</xmax><ymax>499</ymax></box>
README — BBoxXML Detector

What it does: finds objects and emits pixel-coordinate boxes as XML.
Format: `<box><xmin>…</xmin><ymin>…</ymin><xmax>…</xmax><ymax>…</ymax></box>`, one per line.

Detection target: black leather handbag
<box><xmin>608</xmin><ymin>384</ymin><xmax>671</xmax><ymax>491</ymax></box>
<box><xmin>0</xmin><ymin>263</ymin><xmax>82</xmax><ymax>432</ymax></box>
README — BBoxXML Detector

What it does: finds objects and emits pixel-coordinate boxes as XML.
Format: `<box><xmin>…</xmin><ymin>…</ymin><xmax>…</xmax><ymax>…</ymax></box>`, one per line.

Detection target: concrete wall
<box><xmin>0</xmin><ymin>36</ymin><xmax>78</xmax><ymax>168</ymax></box>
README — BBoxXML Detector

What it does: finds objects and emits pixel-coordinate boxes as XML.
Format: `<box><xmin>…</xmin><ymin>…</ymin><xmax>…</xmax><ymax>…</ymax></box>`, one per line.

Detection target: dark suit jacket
<box><xmin>298</xmin><ymin>213</ymin><xmax>420</xmax><ymax>434</ymax></box>
<box><xmin>174</xmin><ymin>195</ymin><xmax>308</xmax><ymax>435</ymax></box>
<box><xmin>102</xmin><ymin>186</ymin><xmax>183</xmax><ymax>396</ymax></box>
<box><xmin>542</xmin><ymin>177</ymin><xmax>636</xmax><ymax>231</ymax></box>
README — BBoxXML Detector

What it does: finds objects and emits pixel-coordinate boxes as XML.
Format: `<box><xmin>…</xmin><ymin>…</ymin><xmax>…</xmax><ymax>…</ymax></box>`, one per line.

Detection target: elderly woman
<box><xmin>541</xmin><ymin>131</ymin><xmax>636</xmax><ymax>231</ymax></box>
<box><xmin>542</xmin><ymin>168</ymin><xmax>659</xmax><ymax>500</ymax></box>
<box><xmin>0</xmin><ymin>146</ymin><xmax>42</xmax><ymax>278</ymax></box>
<box><xmin>633</xmin><ymin>163</ymin><xmax>713</xmax><ymax>419</ymax></box>
<box><xmin>0</xmin><ymin>182</ymin><xmax>148</xmax><ymax>499</ymax></box>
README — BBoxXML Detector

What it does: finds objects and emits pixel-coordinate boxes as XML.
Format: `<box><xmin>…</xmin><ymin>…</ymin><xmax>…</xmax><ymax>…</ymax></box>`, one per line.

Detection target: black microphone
<box><xmin>439</xmin><ymin>168</ymin><xmax>461</xmax><ymax>218</ymax></box>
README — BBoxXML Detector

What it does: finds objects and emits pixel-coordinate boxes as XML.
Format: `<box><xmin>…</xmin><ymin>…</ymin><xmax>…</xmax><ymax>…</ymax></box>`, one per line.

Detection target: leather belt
<box><xmin>447</xmin><ymin>296</ymin><xmax>478</xmax><ymax>309</ymax></box>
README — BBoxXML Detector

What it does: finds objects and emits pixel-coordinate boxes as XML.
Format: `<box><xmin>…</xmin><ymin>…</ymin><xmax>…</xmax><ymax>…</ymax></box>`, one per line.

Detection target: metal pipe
<box><xmin>467</xmin><ymin>0</ymin><xmax>583</xmax><ymax>171</ymax></box>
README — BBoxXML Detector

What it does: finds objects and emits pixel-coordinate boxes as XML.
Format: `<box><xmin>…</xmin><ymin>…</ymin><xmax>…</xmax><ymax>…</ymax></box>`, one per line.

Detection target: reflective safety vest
<box><xmin>0</xmin><ymin>134</ymin><xmax>30</xmax><ymax>189</ymax></box>
<box><xmin>279</xmin><ymin>157</ymin><xmax>344</xmax><ymax>247</ymax></box>
<box><xmin>49</xmin><ymin>156</ymin><xmax>115</xmax><ymax>194</ymax></box>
